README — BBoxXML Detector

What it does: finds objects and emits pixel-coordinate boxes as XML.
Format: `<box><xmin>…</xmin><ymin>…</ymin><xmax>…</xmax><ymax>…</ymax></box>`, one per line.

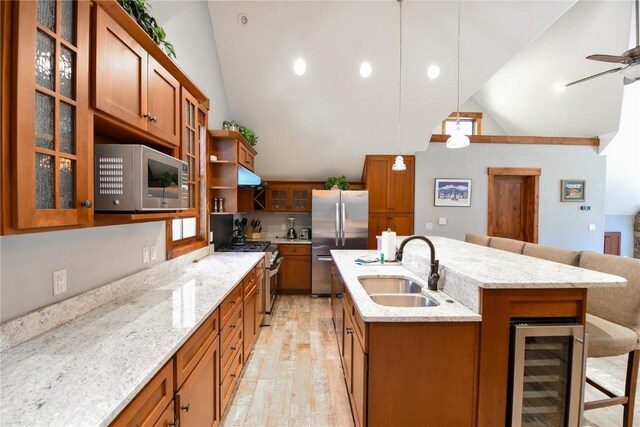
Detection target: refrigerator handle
<box><xmin>335</xmin><ymin>202</ymin><xmax>340</xmax><ymax>246</ymax></box>
<box><xmin>341</xmin><ymin>202</ymin><xmax>346</xmax><ymax>246</ymax></box>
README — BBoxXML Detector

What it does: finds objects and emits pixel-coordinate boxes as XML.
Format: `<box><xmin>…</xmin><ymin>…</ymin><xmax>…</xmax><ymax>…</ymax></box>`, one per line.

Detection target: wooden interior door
<box><xmin>488</xmin><ymin>168</ymin><xmax>540</xmax><ymax>243</ymax></box>
<box><xmin>604</xmin><ymin>232</ymin><xmax>621</xmax><ymax>255</ymax></box>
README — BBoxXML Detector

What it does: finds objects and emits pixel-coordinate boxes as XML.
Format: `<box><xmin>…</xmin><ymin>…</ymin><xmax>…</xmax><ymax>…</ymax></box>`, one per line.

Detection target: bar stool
<box><xmin>580</xmin><ymin>252</ymin><xmax>640</xmax><ymax>427</ymax></box>
<box><xmin>464</xmin><ymin>232</ymin><xmax>491</xmax><ymax>246</ymax></box>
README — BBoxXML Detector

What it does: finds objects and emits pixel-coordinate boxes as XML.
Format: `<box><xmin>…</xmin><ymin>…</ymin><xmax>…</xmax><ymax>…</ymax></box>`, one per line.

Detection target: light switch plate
<box><xmin>143</xmin><ymin>246</ymin><xmax>150</xmax><ymax>263</ymax></box>
<box><xmin>150</xmin><ymin>245</ymin><xmax>157</xmax><ymax>261</ymax></box>
<box><xmin>438</xmin><ymin>217</ymin><xmax>447</xmax><ymax>226</ymax></box>
<box><xmin>588</xmin><ymin>224</ymin><xmax>596</xmax><ymax>232</ymax></box>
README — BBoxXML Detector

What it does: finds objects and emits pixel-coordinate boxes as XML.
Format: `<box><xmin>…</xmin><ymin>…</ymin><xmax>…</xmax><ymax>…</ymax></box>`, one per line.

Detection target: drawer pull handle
<box><xmin>230</xmin><ymin>373</ymin><xmax>236</xmax><ymax>378</ymax></box>
<box><xmin>230</xmin><ymin>325</ymin><xmax>236</xmax><ymax>329</ymax></box>
<box><xmin>168</xmin><ymin>420</ymin><xmax>179</xmax><ymax>427</ymax></box>
<box><xmin>181</xmin><ymin>403</ymin><xmax>190</xmax><ymax>412</ymax></box>
<box><xmin>231</xmin><ymin>346</ymin><xmax>236</xmax><ymax>350</ymax></box>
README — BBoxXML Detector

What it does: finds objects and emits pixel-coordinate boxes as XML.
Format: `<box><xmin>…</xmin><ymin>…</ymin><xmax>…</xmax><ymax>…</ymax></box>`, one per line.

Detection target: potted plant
<box><xmin>325</xmin><ymin>175</ymin><xmax>350</xmax><ymax>190</ymax></box>
<box><xmin>118</xmin><ymin>0</ymin><xmax>176</xmax><ymax>59</ymax></box>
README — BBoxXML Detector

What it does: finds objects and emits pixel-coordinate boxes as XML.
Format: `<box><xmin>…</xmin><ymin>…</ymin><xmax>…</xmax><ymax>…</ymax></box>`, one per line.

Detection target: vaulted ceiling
<box><xmin>209</xmin><ymin>1</ymin><xmax>632</xmax><ymax>180</ymax></box>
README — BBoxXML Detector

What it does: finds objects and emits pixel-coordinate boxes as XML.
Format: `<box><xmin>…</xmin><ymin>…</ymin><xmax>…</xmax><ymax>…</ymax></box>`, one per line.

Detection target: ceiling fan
<box><xmin>566</xmin><ymin>0</ymin><xmax>640</xmax><ymax>87</ymax></box>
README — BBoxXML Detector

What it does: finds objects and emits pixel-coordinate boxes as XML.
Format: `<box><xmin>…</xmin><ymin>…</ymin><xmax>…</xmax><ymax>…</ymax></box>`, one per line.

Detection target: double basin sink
<box><xmin>358</xmin><ymin>276</ymin><xmax>439</xmax><ymax>307</ymax></box>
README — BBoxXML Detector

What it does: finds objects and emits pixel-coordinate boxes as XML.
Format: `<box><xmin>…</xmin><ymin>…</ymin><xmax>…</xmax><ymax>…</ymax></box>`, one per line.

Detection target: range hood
<box><xmin>238</xmin><ymin>165</ymin><xmax>264</xmax><ymax>188</ymax></box>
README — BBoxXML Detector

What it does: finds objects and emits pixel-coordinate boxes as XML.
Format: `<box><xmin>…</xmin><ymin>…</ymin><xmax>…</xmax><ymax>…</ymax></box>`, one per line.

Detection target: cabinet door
<box><xmin>279</xmin><ymin>255</ymin><xmax>311</xmax><ymax>292</ymax></box>
<box><xmin>176</xmin><ymin>335</ymin><xmax>220</xmax><ymax>427</ymax></box>
<box><xmin>389</xmin><ymin>213</ymin><xmax>414</xmax><ymax>237</ymax></box>
<box><xmin>364</xmin><ymin>157</ymin><xmax>390</xmax><ymax>212</ymax></box>
<box><xmin>367</xmin><ymin>213</ymin><xmax>389</xmax><ymax>250</ymax></box>
<box><xmin>94</xmin><ymin>5</ymin><xmax>147</xmax><ymax>130</ymax></box>
<box><xmin>12</xmin><ymin>0</ymin><xmax>92</xmax><ymax>229</ymax></box>
<box><xmin>352</xmin><ymin>338</ymin><xmax>367</xmax><ymax>427</ymax></box>
<box><xmin>255</xmin><ymin>271</ymin><xmax>264</xmax><ymax>329</ymax></box>
<box><xmin>290</xmin><ymin>186</ymin><xmax>311</xmax><ymax>212</ymax></box>
<box><xmin>147</xmin><ymin>56</ymin><xmax>180</xmax><ymax>145</ymax></box>
<box><xmin>152</xmin><ymin>401</ymin><xmax>176</xmax><ymax>427</ymax></box>
<box><xmin>267</xmin><ymin>186</ymin><xmax>290</xmax><ymax>211</ymax></box>
<box><xmin>181</xmin><ymin>89</ymin><xmax>199</xmax><ymax>210</ymax></box>
<box><xmin>343</xmin><ymin>308</ymin><xmax>353</xmax><ymax>389</ymax></box>
<box><xmin>389</xmin><ymin>156</ymin><xmax>414</xmax><ymax>212</ymax></box>
<box><xmin>243</xmin><ymin>284</ymin><xmax>257</xmax><ymax>362</ymax></box>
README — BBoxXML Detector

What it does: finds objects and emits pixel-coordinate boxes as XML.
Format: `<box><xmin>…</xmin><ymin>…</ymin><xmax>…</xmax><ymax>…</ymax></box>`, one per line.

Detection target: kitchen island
<box><xmin>331</xmin><ymin>236</ymin><xmax>625</xmax><ymax>427</ymax></box>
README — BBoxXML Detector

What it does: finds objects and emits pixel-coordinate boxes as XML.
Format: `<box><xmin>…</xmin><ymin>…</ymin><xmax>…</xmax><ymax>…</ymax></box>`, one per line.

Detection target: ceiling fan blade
<box><xmin>586</xmin><ymin>54</ymin><xmax>631</xmax><ymax>64</ymax></box>
<box><xmin>565</xmin><ymin>67</ymin><xmax>623</xmax><ymax>87</ymax></box>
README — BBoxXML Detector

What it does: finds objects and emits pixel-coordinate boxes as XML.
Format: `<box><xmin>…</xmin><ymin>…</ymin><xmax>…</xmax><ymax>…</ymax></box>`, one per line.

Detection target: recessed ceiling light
<box><xmin>293</xmin><ymin>58</ymin><xmax>306</xmax><ymax>76</ymax></box>
<box><xmin>554</xmin><ymin>82</ymin><xmax>566</xmax><ymax>93</ymax></box>
<box><xmin>359</xmin><ymin>62</ymin><xmax>372</xmax><ymax>78</ymax></box>
<box><xmin>427</xmin><ymin>64</ymin><xmax>441</xmax><ymax>79</ymax></box>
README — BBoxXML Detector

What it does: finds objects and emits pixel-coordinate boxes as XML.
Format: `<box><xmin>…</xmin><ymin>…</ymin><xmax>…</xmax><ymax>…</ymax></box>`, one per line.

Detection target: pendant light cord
<box><xmin>456</xmin><ymin>0</ymin><xmax>461</xmax><ymax>124</ymax></box>
<box><xmin>398</xmin><ymin>0</ymin><xmax>403</xmax><ymax>156</ymax></box>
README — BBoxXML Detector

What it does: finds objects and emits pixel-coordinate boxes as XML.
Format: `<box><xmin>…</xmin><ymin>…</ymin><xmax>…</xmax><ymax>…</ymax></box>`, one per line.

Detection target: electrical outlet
<box><xmin>425</xmin><ymin>222</ymin><xmax>433</xmax><ymax>231</ymax></box>
<box><xmin>150</xmin><ymin>245</ymin><xmax>157</xmax><ymax>261</ymax></box>
<box><xmin>143</xmin><ymin>246</ymin><xmax>150</xmax><ymax>263</ymax></box>
<box><xmin>588</xmin><ymin>224</ymin><xmax>596</xmax><ymax>232</ymax></box>
<box><xmin>281</xmin><ymin>224</ymin><xmax>286</xmax><ymax>230</ymax></box>
<box><xmin>53</xmin><ymin>269</ymin><xmax>67</xmax><ymax>296</ymax></box>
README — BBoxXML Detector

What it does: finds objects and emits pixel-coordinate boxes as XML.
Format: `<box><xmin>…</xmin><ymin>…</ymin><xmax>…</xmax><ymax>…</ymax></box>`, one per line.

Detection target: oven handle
<box><xmin>268</xmin><ymin>259</ymin><xmax>282</xmax><ymax>277</ymax></box>
<box><xmin>317</xmin><ymin>256</ymin><xmax>333</xmax><ymax>262</ymax></box>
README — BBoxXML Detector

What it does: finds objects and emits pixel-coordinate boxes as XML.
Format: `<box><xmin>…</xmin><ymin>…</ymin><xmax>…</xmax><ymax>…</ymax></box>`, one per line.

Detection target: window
<box><xmin>441</xmin><ymin>112</ymin><xmax>482</xmax><ymax>136</ymax></box>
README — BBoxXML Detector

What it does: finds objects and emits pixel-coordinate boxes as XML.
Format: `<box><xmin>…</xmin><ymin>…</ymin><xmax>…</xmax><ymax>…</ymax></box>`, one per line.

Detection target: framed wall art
<box><xmin>561</xmin><ymin>180</ymin><xmax>585</xmax><ymax>202</ymax></box>
<box><xmin>434</xmin><ymin>179</ymin><xmax>471</xmax><ymax>207</ymax></box>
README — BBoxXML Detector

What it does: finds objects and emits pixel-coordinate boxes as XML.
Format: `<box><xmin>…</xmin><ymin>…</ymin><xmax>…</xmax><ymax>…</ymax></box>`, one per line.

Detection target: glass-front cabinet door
<box><xmin>12</xmin><ymin>0</ymin><xmax>91</xmax><ymax>229</ymax></box>
<box><xmin>291</xmin><ymin>188</ymin><xmax>310</xmax><ymax>211</ymax></box>
<box><xmin>268</xmin><ymin>187</ymin><xmax>289</xmax><ymax>211</ymax></box>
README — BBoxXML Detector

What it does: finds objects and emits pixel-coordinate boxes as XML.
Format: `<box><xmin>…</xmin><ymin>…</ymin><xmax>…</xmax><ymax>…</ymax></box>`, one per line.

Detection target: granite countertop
<box><xmin>332</xmin><ymin>236</ymin><xmax>626</xmax><ymax>321</ymax></box>
<box><xmin>331</xmin><ymin>250</ymin><xmax>481</xmax><ymax>322</ymax></box>
<box><xmin>0</xmin><ymin>252</ymin><xmax>264</xmax><ymax>427</ymax></box>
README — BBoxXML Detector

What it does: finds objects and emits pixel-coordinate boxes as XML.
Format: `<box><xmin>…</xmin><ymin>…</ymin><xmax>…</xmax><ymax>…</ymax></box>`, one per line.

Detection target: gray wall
<box><xmin>604</xmin><ymin>215</ymin><xmax>634</xmax><ymax>257</ymax></box>
<box><xmin>414</xmin><ymin>143</ymin><xmax>607</xmax><ymax>252</ymax></box>
<box><xmin>0</xmin><ymin>2</ymin><xmax>230</xmax><ymax>323</ymax></box>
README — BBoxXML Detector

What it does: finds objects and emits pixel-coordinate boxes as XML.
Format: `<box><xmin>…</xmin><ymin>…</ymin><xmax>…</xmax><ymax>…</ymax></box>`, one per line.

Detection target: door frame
<box><xmin>487</xmin><ymin>167</ymin><xmax>540</xmax><ymax>243</ymax></box>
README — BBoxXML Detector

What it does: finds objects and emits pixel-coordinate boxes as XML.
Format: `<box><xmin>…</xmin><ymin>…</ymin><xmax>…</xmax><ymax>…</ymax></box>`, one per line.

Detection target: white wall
<box><xmin>415</xmin><ymin>143</ymin><xmax>607</xmax><ymax>252</ymax></box>
<box><xmin>0</xmin><ymin>1</ymin><xmax>229</xmax><ymax>323</ymax></box>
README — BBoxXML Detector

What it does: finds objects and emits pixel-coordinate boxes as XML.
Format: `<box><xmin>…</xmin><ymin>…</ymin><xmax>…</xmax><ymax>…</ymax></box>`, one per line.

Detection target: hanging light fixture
<box><xmin>446</xmin><ymin>0</ymin><xmax>470</xmax><ymax>149</ymax></box>
<box><xmin>392</xmin><ymin>0</ymin><xmax>407</xmax><ymax>171</ymax></box>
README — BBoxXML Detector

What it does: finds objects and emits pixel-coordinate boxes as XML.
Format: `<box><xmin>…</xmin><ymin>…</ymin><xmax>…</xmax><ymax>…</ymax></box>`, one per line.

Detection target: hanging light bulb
<box><xmin>393</xmin><ymin>0</ymin><xmax>407</xmax><ymax>171</ymax></box>
<box><xmin>446</xmin><ymin>0</ymin><xmax>470</xmax><ymax>149</ymax></box>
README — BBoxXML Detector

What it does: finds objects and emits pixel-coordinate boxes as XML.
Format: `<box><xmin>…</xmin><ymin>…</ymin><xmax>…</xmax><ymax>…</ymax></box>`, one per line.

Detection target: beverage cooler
<box><xmin>508</xmin><ymin>320</ymin><xmax>588</xmax><ymax>427</ymax></box>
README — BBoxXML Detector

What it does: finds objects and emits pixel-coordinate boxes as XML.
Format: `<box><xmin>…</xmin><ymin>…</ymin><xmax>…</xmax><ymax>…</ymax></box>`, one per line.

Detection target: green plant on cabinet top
<box><xmin>118</xmin><ymin>0</ymin><xmax>176</xmax><ymax>58</ymax></box>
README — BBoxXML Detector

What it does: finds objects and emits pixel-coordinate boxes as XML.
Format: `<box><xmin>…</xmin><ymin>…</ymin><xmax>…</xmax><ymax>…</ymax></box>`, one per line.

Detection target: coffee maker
<box><xmin>286</xmin><ymin>217</ymin><xmax>297</xmax><ymax>240</ymax></box>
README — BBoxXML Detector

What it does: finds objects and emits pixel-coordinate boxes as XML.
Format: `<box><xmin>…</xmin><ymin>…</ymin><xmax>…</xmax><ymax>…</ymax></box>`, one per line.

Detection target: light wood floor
<box><xmin>221</xmin><ymin>295</ymin><xmax>354</xmax><ymax>427</ymax></box>
<box><xmin>222</xmin><ymin>295</ymin><xmax>637</xmax><ymax>427</ymax></box>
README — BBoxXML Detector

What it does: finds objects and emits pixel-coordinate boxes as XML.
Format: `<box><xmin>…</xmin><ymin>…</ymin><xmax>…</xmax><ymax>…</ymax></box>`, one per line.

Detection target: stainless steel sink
<box><xmin>358</xmin><ymin>276</ymin><xmax>424</xmax><ymax>295</ymax></box>
<box><xmin>369</xmin><ymin>294</ymin><xmax>439</xmax><ymax>308</ymax></box>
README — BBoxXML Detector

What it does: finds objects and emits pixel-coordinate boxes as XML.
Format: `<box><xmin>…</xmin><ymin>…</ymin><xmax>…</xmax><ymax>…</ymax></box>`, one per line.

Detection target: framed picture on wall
<box><xmin>561</xmin><ymin>180</ymin><xmax>586</xmax><ymax>202</ymax></box>
<box><xmin>434</xmin><ymin>179</ymin><xmax>472</xmax><ymax>207</ymax></box>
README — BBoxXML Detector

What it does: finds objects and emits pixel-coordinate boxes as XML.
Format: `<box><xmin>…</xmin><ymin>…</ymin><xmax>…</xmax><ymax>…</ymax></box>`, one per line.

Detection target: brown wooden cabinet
<box><xmin>176</xmin><ymin>335</ymin><xmax>220</xmax><ymax>427</ymax></box>
<box><xmin>266</xmin><ymin>184</ymin><xmax>313</xmax><ymax>212</ymax></box>
<box><xmin>367</xmin><ymin>213</ymin><xmax>414</xmax><ymax>250</ymax></box>
<box><xmin>278</xmin><ymin>244</ymin><xmax>311</xmax><ymax>293</ymax></box>
<box><xmin>8</xmin><ymin>0</ymin><xmax>93</xmax><ymax>230</ymax></box>
<box><xmin>94</xmin><ymin>6</ymin><xmax>179</xmax><ymax>146</ymax></box>
<box><xmin>338</xmin><ymin>287</ymin><xmax>479</xmax><ymax>427</ymax></box>
<box><xmin>362</xmin><ymin>155</ymin><xmax>415</xmax><ymax>248</ymax></box>
<box><xmin>243</xmin><ymin>277</ymin><xmax>258</xmax><ymax>363</ymax></box>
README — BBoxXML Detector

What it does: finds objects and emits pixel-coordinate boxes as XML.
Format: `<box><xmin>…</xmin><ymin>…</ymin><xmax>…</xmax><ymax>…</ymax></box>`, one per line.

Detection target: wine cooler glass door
<box><xmin>511</xmin><ymin>324</ymin><xmax>586</xmax><ymax>427</ymax></box>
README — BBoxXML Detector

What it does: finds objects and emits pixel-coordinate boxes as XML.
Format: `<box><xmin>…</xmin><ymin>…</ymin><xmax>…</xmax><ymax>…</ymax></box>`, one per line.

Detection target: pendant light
<box><xmin>446</xmin><ymin>0</ymin><xmax>470</xmax><ymax>149</ymax></box>
<box><xmin>392</xmin><ymin>0</ymin><xmax>407</xmax><ymax>171</ymax></box>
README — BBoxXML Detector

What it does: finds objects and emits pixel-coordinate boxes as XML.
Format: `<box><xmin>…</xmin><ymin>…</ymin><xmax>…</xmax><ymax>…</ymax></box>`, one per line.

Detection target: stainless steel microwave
<box><xmin>94</xmin><ymin>144</ymin><xmax>188</xmax><ymax>211</ymax></box>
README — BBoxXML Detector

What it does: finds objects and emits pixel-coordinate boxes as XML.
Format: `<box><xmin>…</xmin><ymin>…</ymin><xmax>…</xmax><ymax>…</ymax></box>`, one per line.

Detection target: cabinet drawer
<box><xmin>278</xmin><ymin>244</ymin><xmax>311</xmax><ymax>255</ymax></box>
<box><xmin>174</xmin><ymin>309</ymin><xmax>218</xmax><ymax>389</ymax></box>
<box><xmin>221</xmin><ymin>346</ymin><xmax>244</xmax><ymax>414</ymax></box>
<box><xmin>243</xmin><ymin>268</ymin><xmax>256</xmax><ymax>295</ymax></box>
<box><xmin>220</xmin><ymin>285</ymin><xmax>242</xmax><ymax>327</ymax></box>
<box><xmin>220</xmin><ymin>304</ymin><xmax>243</xmax><ymax>354</ymax></box>
<box><xmin>111</xmin><ymin>360</ymin><xmax>174</xmax><ymax>427</ymax></box>
<box><xmin>221</xmin><ymin>323</ymin><xmax>243</xmax><ymax>380</ymax></box>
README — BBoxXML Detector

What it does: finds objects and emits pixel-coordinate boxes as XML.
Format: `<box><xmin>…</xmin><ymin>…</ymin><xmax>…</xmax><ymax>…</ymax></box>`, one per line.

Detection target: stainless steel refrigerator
<box><xmin>312</xmin><ymin>190</ymin><xmax>368</xmax><ymax>295</ymax></box>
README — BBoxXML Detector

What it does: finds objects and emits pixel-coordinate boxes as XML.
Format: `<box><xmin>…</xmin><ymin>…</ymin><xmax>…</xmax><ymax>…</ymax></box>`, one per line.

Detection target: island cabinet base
<box><xmin>366</xmin><ymin>323</ymin><xmax>479</xmax><ymax>427</ymax></box>
<box><xmin>339</xmin><ymin>288</ymin><xmax>479</xmax><ymax>427</ymax></box>
<box><xmin>476</xmin><ymin>288</ymin><xmax>587</xmax><ymax>427</ymax></box>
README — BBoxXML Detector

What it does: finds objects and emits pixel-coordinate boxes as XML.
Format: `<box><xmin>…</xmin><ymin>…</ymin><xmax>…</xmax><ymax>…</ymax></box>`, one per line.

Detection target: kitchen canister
<box><xmin>381</xmin><ymin>228</ymin><xmax>397</xmax><ymax>261</ymax></box>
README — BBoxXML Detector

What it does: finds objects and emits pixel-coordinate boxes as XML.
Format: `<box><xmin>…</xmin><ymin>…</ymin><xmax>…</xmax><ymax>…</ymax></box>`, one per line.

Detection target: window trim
<box><xmin>441</xmin><ymin>112</ymin><xmax>483</xmax><ymax>135</ymax></box>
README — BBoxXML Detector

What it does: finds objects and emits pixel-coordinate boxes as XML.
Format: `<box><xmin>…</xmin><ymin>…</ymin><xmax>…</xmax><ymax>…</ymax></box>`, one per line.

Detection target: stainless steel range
<box><xmin>217</xmin><ymin>241</ymin><xmax>282</xmax><ymax>326</ymax></box>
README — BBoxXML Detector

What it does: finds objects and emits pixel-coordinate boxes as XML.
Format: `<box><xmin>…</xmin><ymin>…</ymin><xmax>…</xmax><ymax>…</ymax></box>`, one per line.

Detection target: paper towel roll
<box><xmin>381</xmin><ymin>229</ymin><xmax>397</xmax><ymax>261</ymax></box>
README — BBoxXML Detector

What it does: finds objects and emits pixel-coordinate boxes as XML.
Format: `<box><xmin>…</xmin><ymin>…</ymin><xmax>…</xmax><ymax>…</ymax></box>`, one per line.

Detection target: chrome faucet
<box><xmin>395</xmin><ymin>235</ymin><xmax>440</xmax><ymax>291</ymax></box>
